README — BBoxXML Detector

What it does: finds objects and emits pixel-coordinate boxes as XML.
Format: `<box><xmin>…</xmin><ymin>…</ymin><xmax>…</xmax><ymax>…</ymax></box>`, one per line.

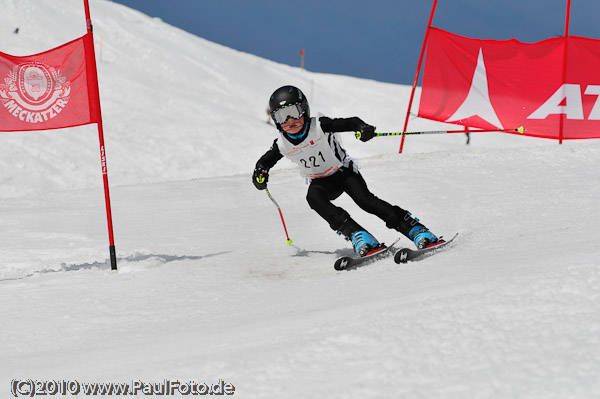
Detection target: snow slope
<box><xmin>1</xmin><ymin>1</ymin><xmax>599</xmax><ymax>398</ymax></box>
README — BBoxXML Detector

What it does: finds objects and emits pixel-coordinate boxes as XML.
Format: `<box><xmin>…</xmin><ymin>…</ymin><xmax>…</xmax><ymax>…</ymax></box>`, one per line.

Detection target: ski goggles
<box><xmin>271</xmin><ymin>103</ymin><xmax>305</xmax><ymax>124</ymax></box>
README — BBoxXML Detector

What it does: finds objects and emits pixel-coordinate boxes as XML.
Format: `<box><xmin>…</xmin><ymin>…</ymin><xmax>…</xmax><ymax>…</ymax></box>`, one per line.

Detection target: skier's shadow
<box><xmin>0</xmin><ymin>251</ymin><xmax>229</xmax><ymax>281</ymax></box>
<box><xmin>291</xmin><ymin>246</ymin><xmax>353</xmax><ymax>257</ymax></box>
<box><xmin>62</xmin><ymin>252</ymin><xmax>230</xmax><ymax>272</ymax></box>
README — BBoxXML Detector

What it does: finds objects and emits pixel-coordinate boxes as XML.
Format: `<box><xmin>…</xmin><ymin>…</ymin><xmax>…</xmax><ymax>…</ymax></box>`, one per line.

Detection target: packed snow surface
<box><xmin>1</xmin><ymin>1</ymin><xmax>599</xmax><ymax>398</ymax></box>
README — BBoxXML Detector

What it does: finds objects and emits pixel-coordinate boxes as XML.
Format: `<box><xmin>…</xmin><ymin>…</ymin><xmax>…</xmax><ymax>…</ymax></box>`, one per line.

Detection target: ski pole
<box><xmin>265</xmin><ymin>188</ymin><xmax>293</xmax><ymax>245</ymax></box>
<box><xmin>355</xmin><ymin>126</ymin><xmax>525</xmax><ymax>139</ymax></box>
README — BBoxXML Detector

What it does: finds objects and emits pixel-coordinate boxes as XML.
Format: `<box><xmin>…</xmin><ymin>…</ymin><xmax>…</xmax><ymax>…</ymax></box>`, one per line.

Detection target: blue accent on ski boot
<box><xmin>350</xmin><ymin>230</ymin><xmax>381</xmax><ymax>257</ymax></box>
<box><xmin>409</xmin><ymin>226</ymin><xmax>439</xmax><ymax>250</ymax></box>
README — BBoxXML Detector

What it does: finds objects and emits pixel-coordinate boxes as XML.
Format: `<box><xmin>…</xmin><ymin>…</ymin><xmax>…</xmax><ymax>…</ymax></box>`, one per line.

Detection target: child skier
<box><xmin>252</xmin><ymin>85</ymin><xmax>441</xmax><ymax>257</ymax></box>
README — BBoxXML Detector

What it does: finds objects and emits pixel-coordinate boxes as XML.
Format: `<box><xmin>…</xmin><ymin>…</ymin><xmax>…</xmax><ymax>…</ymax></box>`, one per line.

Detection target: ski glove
<box><xmin>357</xmin><ymin>123</ymin><xmax>376</xmax><ymax>142</ymax></box>
<box><xmin>253</xmin><ymin>167</ymin><xmax>269</xmax><ymax>190</ymax></box>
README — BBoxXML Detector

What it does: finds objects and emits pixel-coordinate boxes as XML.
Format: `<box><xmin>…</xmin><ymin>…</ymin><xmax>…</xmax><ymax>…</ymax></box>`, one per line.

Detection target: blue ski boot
<box><xmin>350</xmin><ymin>230</ymin><xmax>383</xmax><ymax>257</ymax></box>
<box><xmin>409</xmin><ymin>226</ymin><xmax>440</xmax><ymax>250</ymax></box>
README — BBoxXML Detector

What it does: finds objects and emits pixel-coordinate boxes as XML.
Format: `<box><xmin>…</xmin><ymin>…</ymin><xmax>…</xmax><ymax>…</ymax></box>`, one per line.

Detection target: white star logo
<box><xmin>445</xmin><ymin>48</ymin><xmax>504</xmax><ymax>129</ymax></box>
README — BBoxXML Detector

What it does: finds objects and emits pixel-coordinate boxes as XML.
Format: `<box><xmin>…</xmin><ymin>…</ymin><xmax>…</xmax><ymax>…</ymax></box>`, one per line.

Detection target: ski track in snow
<box><xmin>1</xmin><ymin>0</ymin><xmax>600</xmax><ymax>398</ymax></box>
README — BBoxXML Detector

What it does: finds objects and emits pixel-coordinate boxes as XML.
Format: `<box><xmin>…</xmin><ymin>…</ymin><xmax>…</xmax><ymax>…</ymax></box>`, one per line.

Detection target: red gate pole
<box><xmin>559</xmin><ymin>0</ymin><xmax>571</xmax><ymax>145</ymax></box>
<box><xmin>399</xmin><ymin>0</ymin><xmax>438</xmax><ymax>154</ymax></box>
<box><xmin>83</xmin><ymin>0</ymin><xmax>118</xmax><ymax>270</ymax></box>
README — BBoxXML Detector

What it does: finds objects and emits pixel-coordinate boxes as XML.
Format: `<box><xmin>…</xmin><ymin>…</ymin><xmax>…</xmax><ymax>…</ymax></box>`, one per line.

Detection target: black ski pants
<box><xmin>306</xmin><ymin>167</ymin><xmax>405</xmax><ymax>237</ymax></box>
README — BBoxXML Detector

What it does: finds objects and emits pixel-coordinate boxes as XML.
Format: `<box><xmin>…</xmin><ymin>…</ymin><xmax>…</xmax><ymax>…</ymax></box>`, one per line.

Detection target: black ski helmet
<box><xmin>269</xmin><ymin>85</ymin><xmax>310</xmax><ymax>133</ymax></box>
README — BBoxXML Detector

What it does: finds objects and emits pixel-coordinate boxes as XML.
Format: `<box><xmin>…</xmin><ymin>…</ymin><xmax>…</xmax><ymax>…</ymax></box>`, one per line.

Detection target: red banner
<box><xmin>0</xmin><ymin>32</ymin><xmax>100</xmax><ymax>132</ymax></box>
<box><xmin>419</xmin><ymin>27</ymin><xmax>600</xmax><ymax>140</ymax></box>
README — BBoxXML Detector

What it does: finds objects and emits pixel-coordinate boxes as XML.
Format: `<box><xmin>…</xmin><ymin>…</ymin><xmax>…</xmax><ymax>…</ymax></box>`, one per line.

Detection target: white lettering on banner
<box><xmin>584</xmin><ymin>85</ymin><xmax>600</xmax><ymax>120</ymax></box>
<box><xmin>528</xmin><ymin>84</ymin><xmax>584</xmax><ymax>120</ymax></box>
<box><xmin>0</xmin><ymin>62</ymin><xmax>71</xmax><ymax>124</ymax></box>
<box><xmin>528</xmin><ymin>84</ymin><xmax>600</xmax><ymax>120</ymax></box>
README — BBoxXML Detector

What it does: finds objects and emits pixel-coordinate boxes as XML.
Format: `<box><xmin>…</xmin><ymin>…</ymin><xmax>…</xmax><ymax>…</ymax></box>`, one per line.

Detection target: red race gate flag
<box><xmin>418</xmin><ymin>27</ymin><xmax>600</xmax><ymax>140</ymax></box>
<box><xmin>0</xmin><ymin>32</ymin><xmax>100</xmax><ymax>131</ymax></box>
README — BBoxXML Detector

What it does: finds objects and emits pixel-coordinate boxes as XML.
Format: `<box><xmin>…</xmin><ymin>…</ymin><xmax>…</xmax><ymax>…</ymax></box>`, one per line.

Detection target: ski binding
<box><xmin>394</xmin><ymin>233</ymin><xmax>458</xmax><ymax>263</ymax></box>
<box><xmin>334</xmin><ymin>237</ymin><xmax>402</xmax><ymax>271</ymax></box>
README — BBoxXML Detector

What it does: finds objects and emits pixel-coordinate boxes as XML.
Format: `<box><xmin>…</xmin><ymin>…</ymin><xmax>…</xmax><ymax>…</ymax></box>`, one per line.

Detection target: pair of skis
<box><xmin>334</xmin><ymin>233</ymin><xmax>458</xmax><ymax>271</ymax></box>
